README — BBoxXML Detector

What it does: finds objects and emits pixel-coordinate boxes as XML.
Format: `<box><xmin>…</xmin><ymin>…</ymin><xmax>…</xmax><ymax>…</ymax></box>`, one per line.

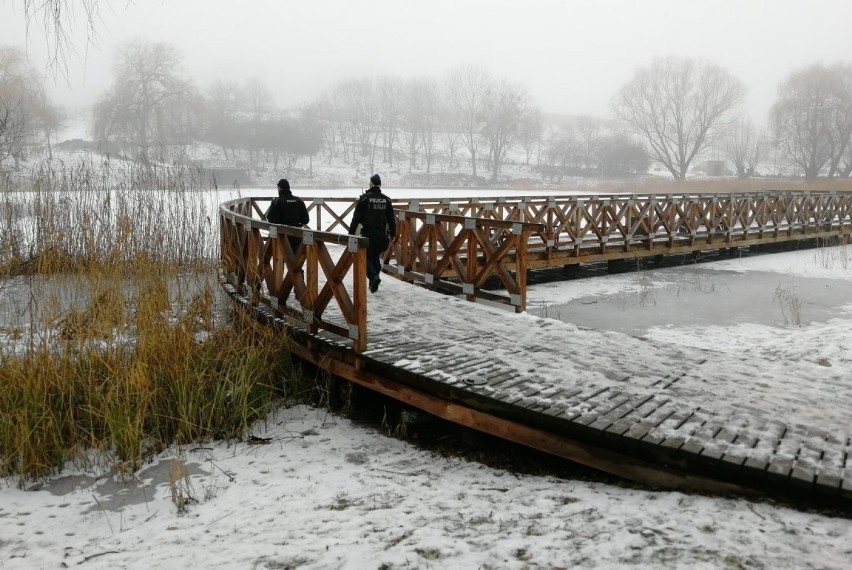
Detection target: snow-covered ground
<box><xmin>2</xmin><ymin>242</ymin><xmax>851</xmax><ymax>568</ymax></box>
<box><xmin>3</xmin><ymin>127</ymin><xmax>851</xmax><ymax>567</ymax></box>
<box><xmin>4</xmin><ymin>404</ymin><xmax>851</xmax><ymax>570</ymax></box>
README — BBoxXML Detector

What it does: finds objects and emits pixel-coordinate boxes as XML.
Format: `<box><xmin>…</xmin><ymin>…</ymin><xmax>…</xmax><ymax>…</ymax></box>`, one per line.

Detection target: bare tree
<box><xmin>596</xmin><ymin>134</ymin><xmax>650</xmax><ymax>177</ymax></box>
<box><xmin>329</xmin><ymin>83</ymin><xmax>353</xmax><ymax>163</ymax></box>
<box><xmin>299</xmin><ymin>102</ymin><xmax>324</xmax><ymax>176</ymax></box>
<box><xmin>92</xmin><ymin>40</ymin><xmax>195</xmax><ymax>152</ymax></box>
<box><xmin>400</xmin><ymin>78</ymin><xmax>424</xmax><ymax>173</ymax></box>
<box><xmin>575</xmin><ymin>115</ymin><xmax>601</xmax><ymax>171</ymax></box>
<box><xmin>206</xmin><ymin>79</ymin><xmax>242</xmax><ymax>159</ymax></box>
<box><xmin>0</xmin><ymin>46</ymin><xmax>48</xmax><ymax>168</ymax></box>
<box><xmin>840</xmin><ymin>141</ymin><xmax>852</xmax><ymax>178</ymax></box>
<box><xmin>518</xmin><ymin>106</ymin><xmax>542</xmax><ymax>165</ymax></box>
<box><xmin>353</xmin><ymin>78</ymin><xmax>378</xmax><ymax>166</ymax></box>
<box><xmin>242</xmin><ymin>77</ymin><xmax>272</xmax><ymax>123</ymax></box>
<box><xmin>725</xmin><ymin>116</ymin><xmax>767</xmax><ymax>178</ymax></box>
<box><xmin>0</xmin><ymin>94</ymin><xmax>29</xmax><ymax>168</ymax></box>
<box><xmin>445</xmin><ymin>64</ymin><xmax>492</xmax><ymax>179</ymax></box>
<box><xmin>418</xmin><ymin>77</ymin><xmax>440</xmax><ymax>180</ymax></box>
<box><xmin>36</xmin><ymin>94</ymin><xmax>64</xmax><ymax>159</ymax></box>
<box><xmin>771</xmin><ymin>63</ymin><xmax>852</xmax><ymax>180</ymax></box>
<box><xmin>241</xmin><ymin>77</ymin><xmax>274</xmax><ymax>164</ymax></box>
<box><xmin>828</xmin><ymin>63</ymin><xmax>852</xmax><ymax>178</ymax></box>
<box><xmin>482</xmin><ymin>79</ymin><xmax>529</xmax><ymax>181</ymax></box>
<box><xmin>21</xmin><ymin>0</ymin><xmax>102</xmax><ymax>79</ymax></box>
<box><xmin>376</xmin><ymin>75</ymin><xmax>402</xmax><ymax>167</ymax></box>
<box><xmin>311</xmin><ymin>95</ymin><xmax>338</xmax><ymax>165</ymax></box>
<box><xmin>333</xmin><ymin>78</ymin><xmax>377</xmax><ymax>169</ymax></box>
<box><xmin>614</xmin><ymin>57</ymin><xmax>744</xmax><ymax>179</ymax></box>
<box><xmin>208</xmin><ymin>80</ymin><xmax>242</xmax><ymax>119</ymax></box>
<box><xmin>439</xmin><ymin>114</ymin><xmax>461</xmax><ymax>172</ymax></box>
<box><xmin>543</xmin><ymin>126</ymin><xmax>581</xmax><ymax>170</ymax></box>
<box><xmin>398</xmin><ymin>77</ymin><xmax>441</xmax><ymax>178</ymax></box>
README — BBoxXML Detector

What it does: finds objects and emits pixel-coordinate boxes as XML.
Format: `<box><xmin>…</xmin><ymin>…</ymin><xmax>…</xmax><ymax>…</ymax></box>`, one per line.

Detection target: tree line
<box><xmin>3</xmin><ymin>38</ymin><xmax>852</xmax><ymax>181</ymax></box>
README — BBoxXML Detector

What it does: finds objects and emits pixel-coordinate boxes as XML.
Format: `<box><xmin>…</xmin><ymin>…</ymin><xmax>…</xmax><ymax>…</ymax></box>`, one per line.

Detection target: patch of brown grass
<box><xmin>0</xmin><ymin>161</ymin><xmax>306</xmax><ymax>484</ymax></box>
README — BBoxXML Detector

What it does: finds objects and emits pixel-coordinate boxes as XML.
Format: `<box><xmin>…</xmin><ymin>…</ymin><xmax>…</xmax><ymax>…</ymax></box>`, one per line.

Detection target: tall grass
<box><xmin>0</xmin><ymin>156</ymin><xmax>303</xmax><ymax>484</ymax></box>
<box><xmin>814</xmin><ymin>236</ymin><xmax>851</xmax><ymax>270</ymax></box>
<box><xmin>0</xmin><ymin>155</ymin><xmax>220</xmax><ymax>276</ymax></box>
<box><xmin>0</xmin><ymin>295</ymin><xmax>292</xmax><ymax>482</ymax></box>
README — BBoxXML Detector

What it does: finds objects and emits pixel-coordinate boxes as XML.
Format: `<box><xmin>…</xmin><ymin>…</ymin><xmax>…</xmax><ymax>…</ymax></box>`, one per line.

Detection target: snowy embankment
<box><xmin>1</xmin><ymin>405</ymin><xmax>850</xmax><ymax>569</ymax></box>
<box><xmin>2</xmin><ymin>244</ymin><xmax>851</xmax><ymax>568</ymax></box>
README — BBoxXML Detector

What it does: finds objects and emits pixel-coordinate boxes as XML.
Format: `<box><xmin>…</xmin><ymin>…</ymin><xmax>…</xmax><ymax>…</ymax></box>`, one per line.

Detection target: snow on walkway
<box><xmin>364</xmin><ymin>266</ymin><xmax>852</xmax><ymax>452</ymax></box>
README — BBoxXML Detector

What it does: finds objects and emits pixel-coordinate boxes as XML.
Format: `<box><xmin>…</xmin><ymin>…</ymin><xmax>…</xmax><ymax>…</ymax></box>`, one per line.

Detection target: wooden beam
<box><xmin>287</xmin><ymin>338</ymin><xmax>752</xmax><ymax>497</ymax></box>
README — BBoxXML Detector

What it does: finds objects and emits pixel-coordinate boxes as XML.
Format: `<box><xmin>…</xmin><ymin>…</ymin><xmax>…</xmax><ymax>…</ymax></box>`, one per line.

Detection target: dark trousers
<box><xmin>362</xmin><ymin>227</ymin><xmax>388</xmax><ymax>280</ymax></box>
<box><xmin>286</xmin><ymin>236</ymin><xmax>302</xmax><ymax>256</ymax></box>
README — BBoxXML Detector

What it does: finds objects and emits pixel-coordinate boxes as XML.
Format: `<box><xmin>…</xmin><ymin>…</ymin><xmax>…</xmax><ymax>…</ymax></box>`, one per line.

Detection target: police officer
<box><xmin>266</xmin><ymin>178</ymin><xmax>309</xmax><ymax>252</ymax></box>
<box><xmin>349</xmin><ymin>174</ymin><xmax>396</xmax><ymax>293</ymax></box>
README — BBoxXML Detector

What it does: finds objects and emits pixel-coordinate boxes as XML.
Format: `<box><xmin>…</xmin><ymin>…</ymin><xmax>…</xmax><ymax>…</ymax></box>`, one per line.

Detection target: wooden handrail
<box><xmin>245</xmin><ymin>192</ymin><xmax>851</xmax><ymax>253</ymax></box>
<box><xmin>219</xmin><ymin>198</ymin><xmax>369</xmax><ymax>351</ymax></box>
<box><xmin>383</xmin><ymin>210</ymin><xmax>543</xmax><ymax>312</ymax></box>
<box><xmin>242</xmin><ymin>197</ymin><xmax>542</xmax><ymax>312</ymax></box>
<box><xmin>388</xmin><ymin>192</ymin><xmax>852</xmax><ymax>259</ymax></box>
<box><xmin>221</xmin><ymin>191</ymin><xmax>852</xmax><ymax>340</ymax></box>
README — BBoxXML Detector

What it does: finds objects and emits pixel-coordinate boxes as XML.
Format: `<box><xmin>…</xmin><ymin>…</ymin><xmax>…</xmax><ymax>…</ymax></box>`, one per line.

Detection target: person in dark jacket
<box><xmin>266</xmin><ymin>178</ymin><xmax>309</xmax><ymax>253</ymax></box>
<box><xmin>349</xmin><ymin>174</ymin><xmax>396</xmax><ymax>293</ymax></box>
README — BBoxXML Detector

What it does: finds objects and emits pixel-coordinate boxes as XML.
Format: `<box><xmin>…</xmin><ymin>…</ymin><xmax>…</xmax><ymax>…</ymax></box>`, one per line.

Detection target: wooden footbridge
<box><xmin>219</xmin><ymin>189</ymin><xmax>852</xmax><ymax>507</ymax></box>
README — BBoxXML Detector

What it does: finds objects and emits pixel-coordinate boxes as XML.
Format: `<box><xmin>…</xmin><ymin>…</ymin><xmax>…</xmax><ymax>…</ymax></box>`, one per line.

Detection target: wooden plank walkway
<box><xmin>220</xmin><ymin>192</ymin><xmax>852</xmax><ymax>506</ymax></box>
<box><xmin>223</xmin><ymin>267</ymin><xmax>852</xmax><ymax>507</ymax></box>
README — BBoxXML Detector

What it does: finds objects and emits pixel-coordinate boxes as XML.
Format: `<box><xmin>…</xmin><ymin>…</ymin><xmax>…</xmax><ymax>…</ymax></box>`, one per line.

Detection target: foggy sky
<box><xmin>2</xmin><ymin>0</ymin><xmax>852</xmax><ymax>123</ymax></box>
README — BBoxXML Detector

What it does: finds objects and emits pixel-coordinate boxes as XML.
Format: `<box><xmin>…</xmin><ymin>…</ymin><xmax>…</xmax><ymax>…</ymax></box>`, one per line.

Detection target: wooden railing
<box><xmin>382</xmin><ymin>192</ymin><xmax>852</xmax><ymax>251</ymax></box>
<box><xmin>219</xmin><ymin>197</ymin><xmax>369</xmax><ymax>351</ymax></box>
<box><xmin>386</xmin><ymin>211</ymin><xmax>543</xmax><ymax>312</ymax></box>
<box><xmin>222</xmin><ymin>197</ymin><xmax>543</xmax><ymax>312</ymax></box>
<box><xmin>233</xmin><ymin>197</ymin><xmax>542</xmax><ymax>313</ymax></box>
<box><xmin>385</xmin><ymin>192</ymin><xmax>852</xmax><ymax>266</ymax></box>
<box><xmin>245</xmin><ymin>192</ymin><xmax>851</xmax><ymax>252</ymax></box>
<box><xmin>220</xmin><ymin>191</ymin><xmax>852</xmax><ymax>348</ymax></box>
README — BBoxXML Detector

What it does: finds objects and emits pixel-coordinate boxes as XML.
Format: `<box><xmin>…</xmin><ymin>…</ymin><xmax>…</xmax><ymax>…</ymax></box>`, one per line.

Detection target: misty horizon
<box><xmin>3</xmin><ymin>0</ymin><xmax>852</xmax><ymax>123</ymax></box>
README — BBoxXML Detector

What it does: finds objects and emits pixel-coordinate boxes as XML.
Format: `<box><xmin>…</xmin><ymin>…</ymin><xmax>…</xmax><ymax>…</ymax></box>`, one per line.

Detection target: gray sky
<box><xmin>3</xmin><ymin>0</ymin><xmax>852</xmax><ymax>123</ymax></box>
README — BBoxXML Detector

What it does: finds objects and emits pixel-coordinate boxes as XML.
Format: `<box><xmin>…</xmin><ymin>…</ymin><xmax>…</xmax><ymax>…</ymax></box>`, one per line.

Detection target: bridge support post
<box><xmin>352</xmin><ymin>247</ymin><xmax>368</xmax><ymax>351</ymax></box>
<box><xmin>515</xmin><ymin>228</ymin><xmax>532</xmax><ymax>313</ymax></box>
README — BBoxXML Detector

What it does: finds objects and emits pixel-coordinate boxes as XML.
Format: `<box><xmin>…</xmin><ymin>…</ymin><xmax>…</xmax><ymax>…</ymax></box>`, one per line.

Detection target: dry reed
<box><xmin>0</xmin><ymin>157</ymin><xmax>301</xmax><ymax>484</ymax></box>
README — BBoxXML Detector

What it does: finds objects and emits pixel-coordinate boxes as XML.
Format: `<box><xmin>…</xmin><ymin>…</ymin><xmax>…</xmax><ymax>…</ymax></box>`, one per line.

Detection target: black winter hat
<box><xmin>370</xmin><ymin>174</ymin><xmax>381</xmax><ymax>186</ymax></box>
<box><xmin>277</xmin><ymin>178</ymin><xmax>290</xmax><ymax>192</ymax></box>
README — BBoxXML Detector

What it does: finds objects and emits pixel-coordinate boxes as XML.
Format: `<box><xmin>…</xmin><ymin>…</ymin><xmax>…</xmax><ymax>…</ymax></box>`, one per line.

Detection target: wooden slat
<box><xmin>790</xmin><ymin>429</ymin><xmax>828</xmax><ymax>486</ymax></box>
<box><xmin>698</xmin><ymin>425</ymin><xmax>739</xmax><ymax>461</ymax></box>
<box><xmin>811</xmin><ymin>433</ymin><xmax>849</xmax><ymax>491</ymax></box>
<box><xmin>502</xmin><ymin>384</ymin><xmax>550</xmax><ymax>405</ymax></box>
<box><xmin>584</xmin><ymin>394</ymin><xmax>638</xmax><ymax>430</ymax></box>
<box><xmin>558</xmin><ymin>387</ymin><xmax>611</xmax><ymax>421</ymax></box>
<box><xmin>766</xmin><ymin>431</ymin><xmax>802</xmax><ymax>479</ymax></box>
<box><xmin>489</xmin><ymin>375</ymin><xmax>530</xmax><ymax>395</ymax></box>
<box><xmin>719</xmin><ymin>429</ymin><xmax>759</xmax><ymax>469</ymax></box>
<box><xmin>657</xmin><ymin>410</ymin><xmax>707</xmax><ymax>450</ymax></box>
<box><xmin>605</xmin><ymin>401</ymin><xmax>672</xmax><ymax>439</ymax></box>
<box><xmin>842</xmin><ymin>440</ymin><xmax>852</xmax><ymax>496</ymax></box>
<box><xmin>525</xmin><ymin>389</ymin><xmax>587</xmax><ymax>417</ymax></box>
<box><xmin>743</xmin><ymin>420</ymin><xmax>787</xmax><ymax>473</ymax></box>
<box><xmin>523</xmin><ymin>387</ymin><xmax>586</xmax><ymax>412</ymax></box>
<box><xmin>681</xmin><ymin>422</ymin><xmax>723</xmax><ymax>456</ymax></box>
